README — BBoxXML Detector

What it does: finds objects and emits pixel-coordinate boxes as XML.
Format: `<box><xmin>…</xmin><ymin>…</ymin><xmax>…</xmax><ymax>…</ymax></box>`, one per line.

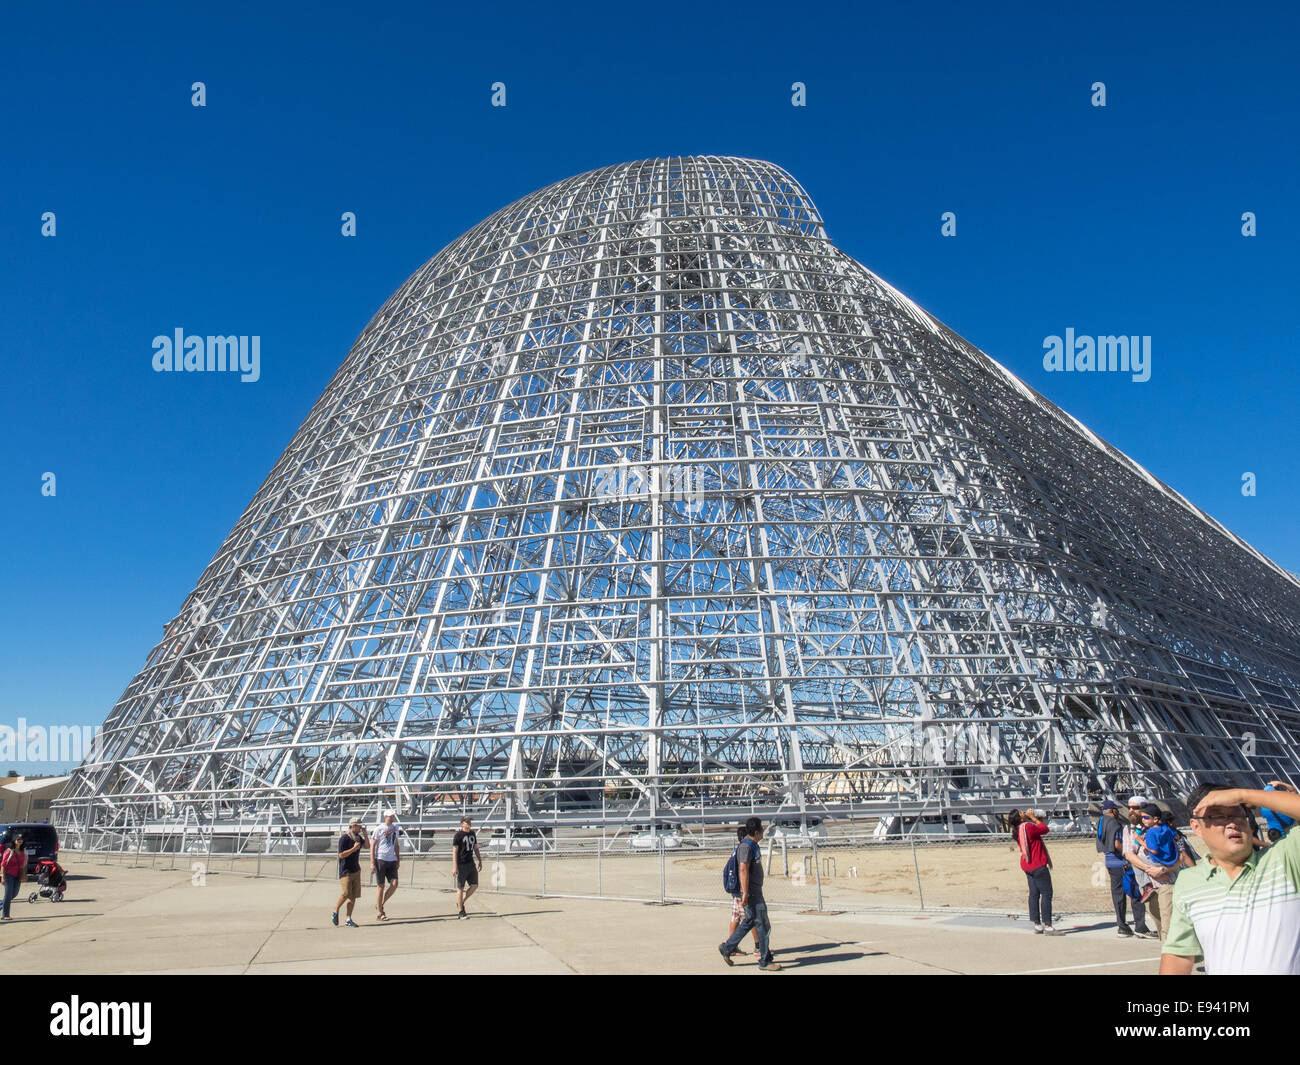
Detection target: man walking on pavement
<box><xmin>718</xmin><ymin>817</ymin><xmax>780</xmax><ymax>971</ymax></box>
<box><xmin>370</xmin><ymin>810</ymin><xmax>401</xmax><ymax>921</ymax></box>
<box><xmin>452</xmin><ymin>815</ymin><xmax>483</xmax><ymax>919</ymax></box>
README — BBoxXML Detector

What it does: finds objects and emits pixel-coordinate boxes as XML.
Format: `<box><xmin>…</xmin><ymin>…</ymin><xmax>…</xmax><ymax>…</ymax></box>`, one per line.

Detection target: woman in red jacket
<box><xmin>1009</xmin><ymin>809</ymin><xmax>1061</xmax><ymax>935</ymax></box>
<box><xmin>1</xmin><ymin>835</ymin><xmax>26</xmax><ymax>920</ymax></box>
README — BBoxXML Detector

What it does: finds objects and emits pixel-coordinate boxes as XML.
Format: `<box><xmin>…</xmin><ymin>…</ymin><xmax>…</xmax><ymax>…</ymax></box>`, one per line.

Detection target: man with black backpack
<box><xmin>1098</xmin><ymin>800</ymin><xmax>1142</xmax><ymax>937</ymax></box>
<box><xmin>725</xmin><ymin>825</ymin><xmax>761</xmax><ymax>958</ymax></box>
<box><xmin>718</xmin><ymin>817</ymin><xmax>780</xmax><ymax>970</ymax></box>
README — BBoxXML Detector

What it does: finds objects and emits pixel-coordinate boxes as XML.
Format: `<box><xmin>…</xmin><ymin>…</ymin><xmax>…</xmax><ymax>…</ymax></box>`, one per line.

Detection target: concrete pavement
<box><xmin>0</xmin><ymin>863</ymin><xmax>1166</xmax><ymax>975</ymax></box>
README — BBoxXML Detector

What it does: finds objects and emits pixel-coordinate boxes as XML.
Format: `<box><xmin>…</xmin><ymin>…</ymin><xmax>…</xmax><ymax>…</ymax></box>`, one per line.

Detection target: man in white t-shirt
<box><xmin>370</xmin><ymin>811</ymin><xmax>401</xmax><ymax>921</ymax></box>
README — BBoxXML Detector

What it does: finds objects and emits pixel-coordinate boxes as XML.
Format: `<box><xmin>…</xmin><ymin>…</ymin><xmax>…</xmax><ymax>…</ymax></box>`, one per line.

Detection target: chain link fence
<box><xmin>61</xmin><ymin>827</ymin><xmax>1118</xmax><ymax>917</ymax></box>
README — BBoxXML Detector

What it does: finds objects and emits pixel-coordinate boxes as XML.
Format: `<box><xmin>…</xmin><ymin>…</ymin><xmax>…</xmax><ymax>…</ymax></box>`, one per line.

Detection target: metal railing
<box><xmin>60</xmin><ymin>829</ymin><xmax>1118</xmax><ymax>917</ymax></box>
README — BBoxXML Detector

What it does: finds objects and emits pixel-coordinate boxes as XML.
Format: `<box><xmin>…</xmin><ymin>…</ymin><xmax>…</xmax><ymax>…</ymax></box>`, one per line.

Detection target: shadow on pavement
<box><xmin>780</xmin><ymin>950</ymin><xmax>878</xmax><ymax>968</ymax></box>
<box><xmin>330</xmin><ymin>909</ymin><xmax>566</xmax><ymax>927</ymax></box>
<box><xmin>1060</xmin><ymin>921</ymin><xmax>1120</xmax><ymax>934</ymax></box>
<box><xmin>6</xmin><ymin>911</ymin><xmax>99</xmax><ymax>921</ymax></box>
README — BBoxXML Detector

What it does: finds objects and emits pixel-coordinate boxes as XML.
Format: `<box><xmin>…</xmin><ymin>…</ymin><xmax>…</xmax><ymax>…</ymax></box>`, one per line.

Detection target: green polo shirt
<box><xmin>1164</xmin><ymin>827</ymin><xmax>1300</xmax><ymax>974</ymax></box>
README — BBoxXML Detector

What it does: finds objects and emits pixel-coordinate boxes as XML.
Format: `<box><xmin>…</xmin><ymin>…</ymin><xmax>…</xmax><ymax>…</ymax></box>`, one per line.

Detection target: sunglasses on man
<box><xmin>1191</xmin><ymin>807</ymin><xmax>1250</xmax><ymax>827</ymax></box>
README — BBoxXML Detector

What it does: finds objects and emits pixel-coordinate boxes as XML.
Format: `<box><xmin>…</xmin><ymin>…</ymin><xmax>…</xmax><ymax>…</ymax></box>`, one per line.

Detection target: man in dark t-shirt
<box><xmin>1097</xmin><ymin>801</ymin><xmax>1135</xmax><ymax>936</ymax></box>
<box><xmin>451</xmin><ymin>816</ymin><xmax>483</xmax><ymax>919</ymax></box>
<box><xmin>332</xmin><ymin>818</ymin><xmax>367</xmax><ymax>927</ymax></box>
<box><xmin>718</xmin><ymin>817</ymin><xmax>779</xmax><ymax>970</ymax></box>
<box><xmin>726</xmin><ymin>824</ymin><xmax>761</xmax><ymax>958</ymax></box>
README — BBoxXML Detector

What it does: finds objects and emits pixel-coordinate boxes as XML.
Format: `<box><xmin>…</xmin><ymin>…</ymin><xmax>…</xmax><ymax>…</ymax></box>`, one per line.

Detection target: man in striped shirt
<box><xmin>1161</xmin><ymin>780</ymin><xmax>1300</xmax><ymax>975</ymax></box>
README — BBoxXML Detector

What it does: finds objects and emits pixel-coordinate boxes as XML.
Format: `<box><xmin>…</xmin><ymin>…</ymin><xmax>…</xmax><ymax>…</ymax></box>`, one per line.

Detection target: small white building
<box><xmin>0</xmin><ymin>775</ymin><xmax>70</xmax><ymax>823</ymax></box>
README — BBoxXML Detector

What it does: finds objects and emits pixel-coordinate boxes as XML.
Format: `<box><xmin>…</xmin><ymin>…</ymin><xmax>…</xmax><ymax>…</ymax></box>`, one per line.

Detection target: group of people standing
<box><xmin>330</xmin><ymin>811</ymin><xmax>483</xmax><ymax>926</ymax></box>
<box><xmin>1010</xmin><ymin>797</ymin><xmax>1203</xmax><ymax>941</ymax></box>
<box><xmin>1012</xmin><ymin>778</ymin><xmax>1300</xmax><ymax>973</ymax></box>
<box><xmin>1014</xmin><ymin>795</ymin><xmax>1207</xmax><ymax>942</ymax></box>
<box><xmin>1096</xmin><ymin>796</ymin><xmax>1196</xmax><ymax>941</ymax></box>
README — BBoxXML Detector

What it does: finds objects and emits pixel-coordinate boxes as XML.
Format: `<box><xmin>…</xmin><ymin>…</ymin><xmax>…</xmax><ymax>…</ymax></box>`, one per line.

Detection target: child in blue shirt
<box><xmin>1140</xmin><ymin>805</ymin><xmax>1180</xmax><ymax>883</ymax></box>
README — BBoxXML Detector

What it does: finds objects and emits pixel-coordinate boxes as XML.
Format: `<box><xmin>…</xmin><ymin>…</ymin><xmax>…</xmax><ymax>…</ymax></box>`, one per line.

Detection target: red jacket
<box><xmin>1017</xmin><ymin>821</ymin><xmax>1051</xmax><ymax>871</ymax></box>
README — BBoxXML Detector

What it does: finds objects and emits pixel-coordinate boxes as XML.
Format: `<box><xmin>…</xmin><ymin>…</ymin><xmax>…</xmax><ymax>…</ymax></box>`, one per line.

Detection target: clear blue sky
<box><xmin>2</xmin><ymin>1</ymin><xmax>1297</xmax><ymax>772</ymax></box>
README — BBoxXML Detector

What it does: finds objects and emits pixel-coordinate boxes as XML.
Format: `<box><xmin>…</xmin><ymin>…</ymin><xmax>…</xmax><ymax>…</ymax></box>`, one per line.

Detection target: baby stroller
<box><xmin>27</xmin><ymin>859</ymin><xmax>66</xmax><ymax>903</ymax></box>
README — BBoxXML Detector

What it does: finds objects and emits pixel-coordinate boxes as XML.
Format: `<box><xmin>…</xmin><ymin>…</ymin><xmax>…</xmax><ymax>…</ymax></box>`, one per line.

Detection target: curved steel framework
<box><xmin>57</xmin><ymin>156</ymin><xmax>1300</xmax><ymax>842</ymax></box>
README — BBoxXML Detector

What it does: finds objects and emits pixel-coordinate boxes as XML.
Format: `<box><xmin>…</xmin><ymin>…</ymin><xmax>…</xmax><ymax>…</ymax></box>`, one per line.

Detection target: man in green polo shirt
<box><xmin>1160</xmin><ymin>780</ymin><xmax>1300</xmax><ymax>975</ymax></box>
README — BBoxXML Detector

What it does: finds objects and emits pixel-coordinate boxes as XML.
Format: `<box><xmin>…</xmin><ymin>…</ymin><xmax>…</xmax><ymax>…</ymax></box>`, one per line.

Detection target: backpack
<box><xmin>1096</xmin><ymin>815</ymin><xmax>1122</xmax><ymax>859</ymax></box>
<box><xmin>722</xmin><ymin>838</ymin><xmax>753</xmax><ymax>896</ymax></box>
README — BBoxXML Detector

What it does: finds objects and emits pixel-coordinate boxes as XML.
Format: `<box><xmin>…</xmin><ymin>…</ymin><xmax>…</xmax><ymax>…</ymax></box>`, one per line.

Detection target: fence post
<box><xmin>302</xmin><ymin>823</ymin><xmax>309</xmax><ymax>880</ymax></box>
<box><xmin>911</xmin><ymin>837</ymin><xmax>925</xmax><ymax>911</ymax></box>
<box><xmin>812</xmin><ymin>838</ymin><xmax>823</xmax><ymax>911</ymax></box>
<box><xmin>597</xmin><ymin>834</ymin><xmax>603</xmax><ymax>897</ymax></box>
<box><xmin>658</xmin><ymin>838</ymin><xmax>666</xmax><ymax>905</ymax></box>
<box><xmin>256</xmin><ymin>836</ymin><xmax>262</xmax><ymax>879</ymax></box>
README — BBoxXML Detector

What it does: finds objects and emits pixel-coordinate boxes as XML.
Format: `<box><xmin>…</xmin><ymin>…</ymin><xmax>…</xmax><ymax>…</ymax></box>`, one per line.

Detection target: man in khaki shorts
<box><xmin>332</xmin><ymin>818</ymin><xmax>367</xmax><ymax>927</ymax></box>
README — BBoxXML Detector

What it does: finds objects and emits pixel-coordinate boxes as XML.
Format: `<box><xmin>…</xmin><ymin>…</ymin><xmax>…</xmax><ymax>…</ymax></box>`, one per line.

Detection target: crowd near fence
<box><xmin>58</xmin><ymin>823</ymin><xmax>1123</xmax><ymax>917</ymax></box>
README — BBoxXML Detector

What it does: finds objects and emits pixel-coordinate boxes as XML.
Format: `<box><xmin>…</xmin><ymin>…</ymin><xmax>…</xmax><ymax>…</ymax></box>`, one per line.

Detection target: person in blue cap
<box><xmin>1097</xmin><ymin>800</ymin><xmax>1140</xmax><ymax>937</ymax></box>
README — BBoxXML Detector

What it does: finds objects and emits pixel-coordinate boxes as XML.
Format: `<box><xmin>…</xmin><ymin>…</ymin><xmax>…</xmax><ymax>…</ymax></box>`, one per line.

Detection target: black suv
<box><xmin>0</xmin><ymin>823</ymin><xmax>59</xmax><ymax>873</ymax></box>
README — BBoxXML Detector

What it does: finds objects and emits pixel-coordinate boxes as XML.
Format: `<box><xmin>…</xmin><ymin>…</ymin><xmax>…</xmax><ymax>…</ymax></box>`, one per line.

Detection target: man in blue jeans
<box><xmin>719</xmin><ymin>817</ymin><xmax>781</xmax><ymax>971</ymax></box>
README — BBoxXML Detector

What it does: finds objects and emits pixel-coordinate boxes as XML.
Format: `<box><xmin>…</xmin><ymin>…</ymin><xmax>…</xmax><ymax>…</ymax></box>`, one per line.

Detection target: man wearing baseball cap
<box><xmin>1097</xmin><ymin>801</ymin><xmax>1135</xmax><ymax>937</ymax></box>
<box><xmin>1120</xmin><ymin>796</ymin><xmax>1159</xmax><ymax>939</ymax></box>
<box><xmin>332</xmin><ymin>817</ymin><xmax>367</xmax><ymax>927</ymax></box>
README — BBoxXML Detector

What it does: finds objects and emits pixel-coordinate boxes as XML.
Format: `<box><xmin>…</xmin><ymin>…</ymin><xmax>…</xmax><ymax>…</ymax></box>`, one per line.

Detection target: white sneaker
<box><xmin>1033</xmin><ymin>923</ymin><xmax>1044</xmax><ymax>934</ymax></box>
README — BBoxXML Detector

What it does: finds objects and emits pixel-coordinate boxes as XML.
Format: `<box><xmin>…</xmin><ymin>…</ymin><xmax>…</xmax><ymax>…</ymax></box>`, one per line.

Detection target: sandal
<box><xmin>377</xmin><ymin>912</ymin><xmax>390</xmax><ymax>921</ymax></box>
